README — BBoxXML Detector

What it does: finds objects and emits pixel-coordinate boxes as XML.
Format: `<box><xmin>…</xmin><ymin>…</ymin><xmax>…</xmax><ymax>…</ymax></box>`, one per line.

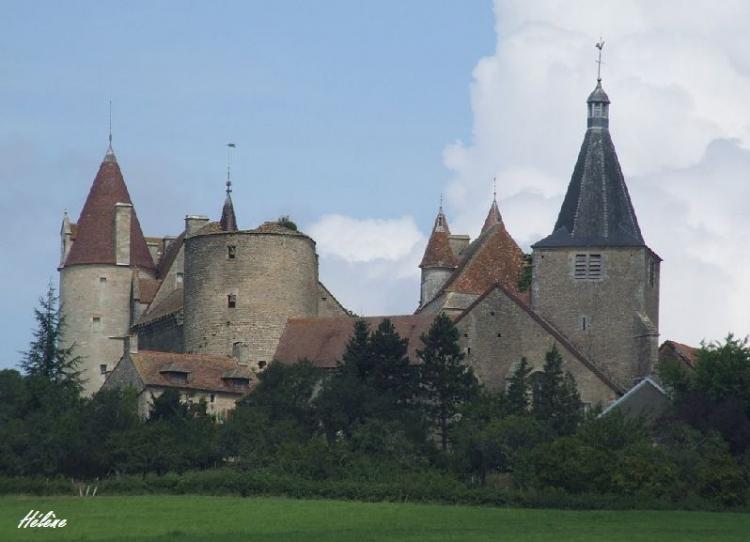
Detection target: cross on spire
<box><xmin>595</xmin><ymin>38</ymin><xmax>605</xmax><ymax>82</ymax></box>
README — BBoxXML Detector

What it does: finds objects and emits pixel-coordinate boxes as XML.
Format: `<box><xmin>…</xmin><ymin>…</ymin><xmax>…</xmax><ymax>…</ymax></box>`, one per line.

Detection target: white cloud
<box><xmin>442</xmin><ymin>0</ymin><xmax>750</xmax><ymax>345</ymax></box>
<box><xmin>307</xmin><ymin>214</ymin><xmax>424</xmax><ymax>316</ymax></box>
<box><xmin>309</xmin><ymin>214</ymin><xmax>424</xmax><ymax>265</ymax></box>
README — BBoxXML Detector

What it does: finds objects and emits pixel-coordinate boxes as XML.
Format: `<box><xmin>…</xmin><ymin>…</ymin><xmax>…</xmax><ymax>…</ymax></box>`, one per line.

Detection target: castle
<box><xmin>60</xmin><ymin>74</ymin><xmax>660</xmax><ymax>414</ymax></box>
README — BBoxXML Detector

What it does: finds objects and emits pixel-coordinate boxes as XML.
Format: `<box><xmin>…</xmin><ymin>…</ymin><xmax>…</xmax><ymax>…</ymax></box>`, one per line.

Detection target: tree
<box><xmin>418</xmin><ymin>313</ymin><xmax>479</xmax><ymax>450</ymax></box>
<box><xmin>532</xmin><ymin>345</ymin><xmax>583</xmax><ymax>436</ymax></box>
<box><xmin>506</xmin><ymin>358</ymin><xmax>532</xmax><ymax>416</ymax></box>
<box><xmin>20</xmin><ymin>282</ymin><xmax>82</xmax><ymax>392</ymax></box>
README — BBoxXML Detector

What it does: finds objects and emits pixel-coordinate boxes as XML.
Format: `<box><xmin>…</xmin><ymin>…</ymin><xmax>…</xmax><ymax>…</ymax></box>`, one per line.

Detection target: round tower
<box><xmin>59</xmin><ymin>144</ymin><xmax>156</xmax><ymax>396</ymax></box>
<box><xmin>419</xmin><ymin>204</ymin><xmax>459</xmax><ymax>308</ymax></box>
<box><xmin>183</xmin><ymin>219</ymin><xmax>319</xmax><ymax>370</ymax></box>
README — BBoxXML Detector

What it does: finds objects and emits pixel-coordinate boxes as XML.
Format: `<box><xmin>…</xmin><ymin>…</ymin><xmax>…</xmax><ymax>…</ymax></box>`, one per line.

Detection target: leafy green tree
<box><xmin>661</xmin><ymin>335</ymin><xmax>750</xmax><ymax>455</ymax></box>
<box><xmin>368</xmin><ymin>319</ymin><xmax>415</xmax><ymax>407</ymax></box>
<box><xmin>532</xmin><ymin>346</ymin><xmax>583</xmax><ymax>436</ymax></box>
<box><xmin>506</xmin><ymin>358</ymin><xmax>532</xmax><ymax>416</ymax></box>
<box><xmin>418</xmin><ymin>313</ymin><xmax>479</xmax><ymax>450</ymax></box>
<box><xmin>244</xmin><ymin>360</ymin><xmax>320</xmax><ymax>431</ymax></box>
<box><xmin>20</xmin><ymin>283</ymin><xmax>82</xmax><ymax>392</ymax></box>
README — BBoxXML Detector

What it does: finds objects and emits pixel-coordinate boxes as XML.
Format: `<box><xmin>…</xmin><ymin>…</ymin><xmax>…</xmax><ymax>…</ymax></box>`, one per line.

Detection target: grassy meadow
<box><xmin>1</xmin><ymin>495</ymin><xmax>749</xmax><ymax>542</ymax></box>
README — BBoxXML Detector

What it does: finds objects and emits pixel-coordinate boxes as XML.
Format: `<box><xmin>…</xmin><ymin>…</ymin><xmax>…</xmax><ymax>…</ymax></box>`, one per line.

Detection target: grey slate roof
<box><xmin>534</xmin><ymin>82</ymin><xmax>644</xmax><ymax>249</ymax></box>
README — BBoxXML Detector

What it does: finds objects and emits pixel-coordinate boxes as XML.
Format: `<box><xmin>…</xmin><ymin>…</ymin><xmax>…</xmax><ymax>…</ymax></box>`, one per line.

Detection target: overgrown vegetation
<box><xmin>3</xmin><ymin>286</ymin><xmax>750</xmax><ymax>509</ymax></box>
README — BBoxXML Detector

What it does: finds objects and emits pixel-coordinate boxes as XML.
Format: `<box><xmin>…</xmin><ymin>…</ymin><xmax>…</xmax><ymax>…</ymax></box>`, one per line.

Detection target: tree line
<box><xmin>2</xmin><ymin>285</ymin><xmax>750</xmax><ymax>507</ymax></box>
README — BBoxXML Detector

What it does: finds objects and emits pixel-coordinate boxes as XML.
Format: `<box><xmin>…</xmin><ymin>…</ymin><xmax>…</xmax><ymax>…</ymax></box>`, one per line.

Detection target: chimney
<box><xmin>114</xmin><ymin>203</ymin><xmax>133</xmax><ymax>266</ymax></box>
<box><xmin>448</xmin><ymin>235</ymin><xmax>470</xmax><ymax>258</ymax></box>
<box><xmin>60</xmin><ymin>212</ymin><xmax>74</xmax><ymax>267</ymax></box>
<box><xmin>185</xmin><ymin>215</ymin><xmax>209</xmax><ymax>236</ymax></box>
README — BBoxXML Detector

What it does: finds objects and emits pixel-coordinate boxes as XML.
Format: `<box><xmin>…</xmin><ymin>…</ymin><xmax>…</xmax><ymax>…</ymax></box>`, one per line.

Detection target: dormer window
<box><xmin>574</xmin><ymin>254</ymin><xmax>603</xmax><ymax>280</ymax></box>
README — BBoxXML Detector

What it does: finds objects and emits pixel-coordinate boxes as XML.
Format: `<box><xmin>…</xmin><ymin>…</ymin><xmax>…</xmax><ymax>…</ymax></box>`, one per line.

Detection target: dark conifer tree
<box><xmin>417</xmin><ymin>313</ymin><xmax>479</xmax><ymax>450</ymax></box>
<box><xmin>20</xmin><ymin>283</ymin><xmax>82</xmax><ymax>392</ymax></box>
<box><xmin>506</xmin><ymin>357</ymin><xmax>532</xmax><ymax>416</ymax></box>
<box><xmin>532</xmin><ymin>345</ymin><xmax>583</xmax><ymax>436</ymax></box>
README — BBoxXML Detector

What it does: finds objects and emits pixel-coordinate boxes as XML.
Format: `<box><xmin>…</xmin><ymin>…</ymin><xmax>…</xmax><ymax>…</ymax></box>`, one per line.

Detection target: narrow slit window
<box><xmin>176</xmin><ymin>272</ymin><xmax>184</xmax><ymax>285</ymax></box>
<box><xmin>648</xmin><ymin>259</ymin><xmax>655</xmax><ymax>287</ymax></box>
<box><xmin>100</xmin><ymin>364</ymin><xmax>108</xmax><ymax>375</ymax></box>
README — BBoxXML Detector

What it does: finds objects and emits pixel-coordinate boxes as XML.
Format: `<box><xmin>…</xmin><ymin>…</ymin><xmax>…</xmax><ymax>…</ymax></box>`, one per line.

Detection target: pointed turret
<box><xmin>482</xmin><ymin>198</ymin><xmax>503</xmax><ymax>233</ymax></box>
<box><xmin>533</xmin><ymin>76</ymin><xmax>643</xmax><ymax>249</ymax></box>
<box><xmin>63</xmin><ymin>145</ymin><xmax>155</xmax><ymax>270</ymax></box>
<box><xmin>420</xmin><ymin>205</ymin><xmax>458</xmax><ymax>269</ymax></box>
<box><xmin>419</xmin><ymin>204</ymin><xmax>459</xmax><ymax>308</ymax></box>
<box><xmin>220</xmin><ymin>185</ymin><xmax>238</xmax><ymax>232</ymax></box>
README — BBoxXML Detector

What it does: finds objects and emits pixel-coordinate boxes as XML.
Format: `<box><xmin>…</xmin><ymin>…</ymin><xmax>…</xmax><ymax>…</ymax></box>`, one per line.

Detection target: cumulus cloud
<box><xmin>443</xmin><ymin>0</ymin><xmax>750</xmax><ymax>344</ymax></box>
<box><xmin>307</xmin><ymin>214</ymin><xmax>424</xmax><ymax>316</ymax></box>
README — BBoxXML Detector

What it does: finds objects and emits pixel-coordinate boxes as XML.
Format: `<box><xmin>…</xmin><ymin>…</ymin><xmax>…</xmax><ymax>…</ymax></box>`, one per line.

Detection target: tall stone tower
<box><xmin>530</xmin><ymin>76</ymin><xmax>660</xmax><ymax>389</ymax></box>
<box><xmin>183</xmin><ymin>186</ymin><xmax>319</xmax><ymax>370</ymax></box>
<box><xmin>59</xmin><ymin>144</ymin><xmax>156</xmax><ymax>396</ymax></box>
<box><xmin>419</xmin><ymin>205</ymin><xmax>458</xmax><ymax>308</ymax></box>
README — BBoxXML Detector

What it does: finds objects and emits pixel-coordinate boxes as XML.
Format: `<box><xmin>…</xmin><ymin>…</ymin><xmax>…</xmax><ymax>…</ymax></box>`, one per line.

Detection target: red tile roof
<box><xmin>138</xmin><ymin>278</ymin><xmax>161</xmax><ymax>304</ymax></box>
<box><xmin>420</xmin><ymin>207</ymin><xmax>459</xmax><ymax>269</ymax></box>
<box><xmin>441</xmin><ymin>221</ymin><xmax>525</xmax><ymax>296</ymax></box>
<box><xmin>134</xmin><ymin>287</ymin><xmax>183</xmax><ymax>326</ymax></box>
<box><xmin>129</xmin><ymin>350</ymin><xmax>255</xmax><ymax>394</ymax></box>
<box><xmin>659</xmin><ymin>340</ymin><xmax>699</xmax><ymax>369</ymax></box>
<box><xmin>64</xmin><ymin>149</ymin><xmax>155</xmax><ymax>270</ymax></box>
<box><xmin>156</xmin><ymin>231</ymin><xmax>185</xmax><ymax>278</ymax></box>
<box><xmin>274</xmin><ymin>314</ymin><xmax>438</xmax><ymax>368</ymax></box>
<box><xmin>482</xmin><ymin>199</ymin><xmax>503</xmax><ymax>233</ymax></box>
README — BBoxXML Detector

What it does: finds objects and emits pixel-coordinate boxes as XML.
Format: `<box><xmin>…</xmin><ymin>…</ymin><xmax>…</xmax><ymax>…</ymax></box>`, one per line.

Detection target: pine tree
<box><xmin>417</xmin><ymin>313</ymin><xmax>479</xmax><ymax>450</ymax></box>
<box><xmin>506</xmin><ymin>357</ymin><xmax>532</xmax><ymax>415</ymax></box>
<box><xmin>20</xmin><ymin>283</ymin><xmax>83</xmax><ymax>392</ymax></box>
<box><xmin>532</xmin><ymin>345</ymin><xmax>583</xmax><ymax>436</ymax></box>
<box><xmin>368</xmin><ymin>318</ymin><xmax>414</xmax><ymax>405</ymax></box>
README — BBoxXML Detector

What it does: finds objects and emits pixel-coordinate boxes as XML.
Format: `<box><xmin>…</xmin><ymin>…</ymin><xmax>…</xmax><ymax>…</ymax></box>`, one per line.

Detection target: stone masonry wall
<box><xmin>457</xmin><ymin>288</ymin><xmax>618</xmax><ymax>407</ymax></box>
<box><xmin>60</xmin><ymin>264</ymin><xmax>153</xmax><ymax>396</ymax></box>
<box><xmin>183</xmin><ymin>230</ymin><xmax>319</xmax><ymax>369</ymax></box>
<box><xmin>531</xmin><ymin>246</ymin><xmax>659</xmax><ymax>390</ymax></box>
<box><xmin>136</xmin><ymin>315</ymin><xmax>184</xmax><ymax>353</ymax></box>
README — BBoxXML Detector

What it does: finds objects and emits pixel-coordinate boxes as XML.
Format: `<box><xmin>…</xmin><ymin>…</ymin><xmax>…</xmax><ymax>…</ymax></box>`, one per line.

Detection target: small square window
<box><xmin>99</xmin><ymin>277</ymin><xmax>107</xmax><ymax>285</ymax></box>
<box><xmin>227</xmin><ymin>245</ymin><xmax>236</xmax><ymax>259</ymax></box>
<box><xmin>227</xmin><ymin>294</ymin><xmax>236</xmax><ymax>308</ymax></box>
<box><xmin>92</xmin><ymin>316</ymin><xmax>102</xmax><ymax>330</ymax></box>
<box><xmin>210</xmin><ymin>393</ymin><xmax>215</xmax><ymax>403</ymax></box>
<box><xmin>176</xmin><ymin>272</ymin><xmax>184</xmax><ymax>285</ymax></box>
<box><xmin>100</xmin><ymin>364</ymin><xmax>107</xmax><ymax>375</ymax></box>
<box><xmin>258</xmin><ymin>360</ymin><xmax>267</xmax><ymax>369</ymax></box>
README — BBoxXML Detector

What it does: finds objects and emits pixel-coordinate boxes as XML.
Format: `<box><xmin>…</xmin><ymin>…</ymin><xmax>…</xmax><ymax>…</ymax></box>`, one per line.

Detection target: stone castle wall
<box><xmin>183</xmin><ymin>229</ymin><xmax>319</xmax><ymax>368</ymax></box>
<box><xmin>60</xmin><ymin>264</ymin><xmax>153</xmax><ymax>396</ymax></box>
<box><xmin>457</xmin><ymin>288</ymin><xmax>618</xmax><ymax>407</ymax></box>
<box><xmin>420</xmin><ymin>268</ymin><xmax>453</xmax><ymax>308</ymax></box>
<box><xmin>531</xmin><ymin>246</ymin><xmax>659</xmax><ymax>389</ymax></box>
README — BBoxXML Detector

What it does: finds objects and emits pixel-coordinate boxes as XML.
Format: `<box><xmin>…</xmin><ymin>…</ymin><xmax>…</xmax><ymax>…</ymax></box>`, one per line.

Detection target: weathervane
<box><xmin>595</xmin><ymin>38</ymin><xmax>605</xmax><ymax>82</ymax></box>
<box><xmin>226</xmin><ymin>142</ymin><xmax>236</xmax><ymax>194</ymax></box>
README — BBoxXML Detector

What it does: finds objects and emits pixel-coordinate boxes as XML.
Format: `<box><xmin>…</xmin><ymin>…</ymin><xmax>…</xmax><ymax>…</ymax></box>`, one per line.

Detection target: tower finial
<box><xmin>108</xmin><ymin>100</ymin><xmax>112</xmax><ymax>147</ymax></box>
<box><xmin>439</xmin><ymin>192</ymin><xmax>444</xmax><ymax>210</ymax></box>
<box><xmin>226</xmin><ymin>142</ymin><xmax>236</xmax><ymax>195</ymax></box>
<box><xmin>595</xmin><ymin>38</ymin><xmax>605</xmax><ymax>83</ymax></box>
<box><xmin>493</xmin><ymin>177</ymin><xmax>497</xmax><ymax>202</ymax></box>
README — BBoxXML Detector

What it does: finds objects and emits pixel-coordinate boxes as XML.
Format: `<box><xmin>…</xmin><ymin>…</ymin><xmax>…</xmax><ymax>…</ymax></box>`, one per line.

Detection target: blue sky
<box><xmin>4</xmin><ymin>1</ymin><xmax>750</xmax><ymax>371</ymax></box>
<box><xmin>0</xmin><ymin>2</ymin><xmax>494</xmax><ymax>368</ymax></box>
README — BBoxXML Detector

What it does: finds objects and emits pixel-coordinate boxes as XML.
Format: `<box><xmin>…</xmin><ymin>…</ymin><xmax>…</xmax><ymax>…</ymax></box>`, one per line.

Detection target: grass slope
<box><xmin>1</xmin><ymin>495</ymin><xmax>749</xmax><ymax>542</ymax></box>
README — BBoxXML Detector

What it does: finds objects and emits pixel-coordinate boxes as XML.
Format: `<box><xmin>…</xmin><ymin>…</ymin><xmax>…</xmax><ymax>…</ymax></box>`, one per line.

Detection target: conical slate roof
<box><xmin>220</xmin><ymin>193</ymin><xmax>238</xmax><ymax>231</ymax></box>
<box><xmin>534</xmin><ymin>81</ymin><xmax>644</xmax><ymax>248</ymax></box>
<box><xmin>420</xmin><ymin>206</ymin><xmax>458</xmax><ymax>269</ymax></box>
<box><xmin>64</xmin><ymin>146</ymin><xmax>156</xmax><ymax>269</ymax></box>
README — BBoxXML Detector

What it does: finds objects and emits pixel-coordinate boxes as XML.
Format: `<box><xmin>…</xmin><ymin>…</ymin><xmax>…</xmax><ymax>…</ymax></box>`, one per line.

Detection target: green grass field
<box><xmin>1</xmin><ymin>495</ymin><xmax>749</xmax><ymax>542</ymax></box>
